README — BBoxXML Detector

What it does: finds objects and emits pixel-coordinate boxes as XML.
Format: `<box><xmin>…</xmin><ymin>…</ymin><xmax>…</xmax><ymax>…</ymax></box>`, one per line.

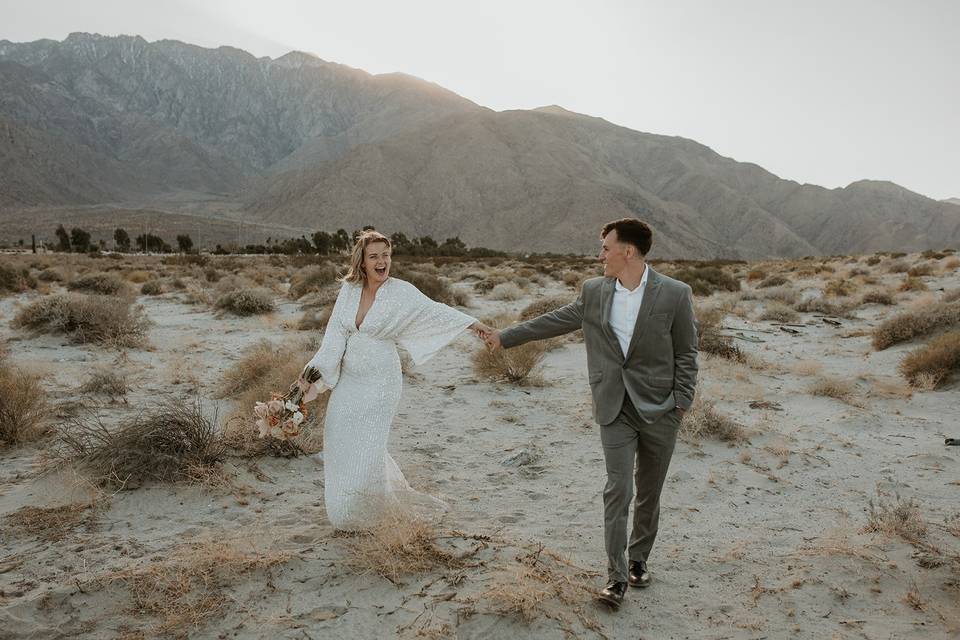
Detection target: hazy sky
<box><xmin>4</xmin><ymin>0</ymin><xmax>958</xmax><ymax>199</ymax></box>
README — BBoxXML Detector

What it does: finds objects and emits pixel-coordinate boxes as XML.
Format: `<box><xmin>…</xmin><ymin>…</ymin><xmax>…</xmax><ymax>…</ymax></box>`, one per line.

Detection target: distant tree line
<box><xmin>47</xmin><ymin>224</ymin><xmax>505</xmax><ymax>257</ymax></box>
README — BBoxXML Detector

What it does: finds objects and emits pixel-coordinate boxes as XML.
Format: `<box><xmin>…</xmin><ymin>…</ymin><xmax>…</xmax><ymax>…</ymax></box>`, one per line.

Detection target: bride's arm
<box><xmin>394</xmin><ymin>280</ymin><xmax>478</xmax><ymax>366</ymax></box>
<box><xmin>301</xmin><ymin>282</ymin><xmax>351</xmax><ymax>390</ymax></box>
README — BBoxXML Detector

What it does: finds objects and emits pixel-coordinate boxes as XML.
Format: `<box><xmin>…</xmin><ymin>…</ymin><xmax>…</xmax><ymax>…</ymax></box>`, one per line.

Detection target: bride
<box><xmin>299</xmin><ymin>230</ymin><xmax>490</xmax><ymax>530</ymax></box>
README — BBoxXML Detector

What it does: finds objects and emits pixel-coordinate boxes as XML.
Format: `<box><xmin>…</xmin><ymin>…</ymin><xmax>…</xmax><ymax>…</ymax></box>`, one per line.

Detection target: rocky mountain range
<box><xmin>1</xmin><ymin>33</ymin><xmax>957</xmax><ymax>258</ymax></box>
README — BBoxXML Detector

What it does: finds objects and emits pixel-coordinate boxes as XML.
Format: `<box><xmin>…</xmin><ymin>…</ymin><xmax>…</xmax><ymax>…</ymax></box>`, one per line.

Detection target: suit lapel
<box><xmin>599</xmin><ymin>278</ymin><xmax>624</xmax><ymax>360</ymax></box>
<box><xmin>624</xmin><ymin>267</ymin><xmax>662</xmax><ymax>361</ymax></box>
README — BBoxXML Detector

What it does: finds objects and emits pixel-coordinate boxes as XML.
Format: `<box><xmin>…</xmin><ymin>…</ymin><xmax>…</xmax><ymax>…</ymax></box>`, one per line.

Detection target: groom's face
<box><xmin>599</xmin><ymin>230</ymin><xmax>629</xmax><ymax>278</ymax></box>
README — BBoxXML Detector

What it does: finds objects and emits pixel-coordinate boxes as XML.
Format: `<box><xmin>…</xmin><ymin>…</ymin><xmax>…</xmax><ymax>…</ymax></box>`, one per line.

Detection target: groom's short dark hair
<box><xmin>602</xmin><ymin>218</ymin><xmax>652</xmax><ymax>256</ymax></box>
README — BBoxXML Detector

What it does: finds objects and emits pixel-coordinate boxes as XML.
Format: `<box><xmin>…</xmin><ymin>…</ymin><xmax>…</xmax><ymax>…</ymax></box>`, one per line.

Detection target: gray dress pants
<box><xmin>600</xmin><ymin>393</ymin><xmax>681</xmax><ymax>583</ymax></box>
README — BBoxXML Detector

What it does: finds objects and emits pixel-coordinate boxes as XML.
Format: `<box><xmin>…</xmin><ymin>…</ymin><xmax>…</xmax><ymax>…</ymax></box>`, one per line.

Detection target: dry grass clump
<box><xmin>214</xmin><ymin>288</ymin><xmax>275</xmax><ymax>315</ymax></box>
<box><xmin>340</xmin><ymin>509</ymin><xmax>478</xmax><ymax>583</ymax></box>
<box><xmin>794</xmin><ymin>296</ymin><xmax>855</xmax><ymax>318</ymax></box>
<box><xmin>757</xmin><ymin>302</ymin><xmax>799</xmax><ymax>323</ymax></box>
<box><xmin>898</xmin><ymin>331</ymin><xmax>960</xmax><ymax>388</ymax></box>
<box><xmin>105</xmin><ymin>537</ymin><xmax>290</xmax><ymax>637</ymax></box>
<box><xmin>944</xmin><ymin>289</ymin><xmax>960</xmax><ymax>304</ymax></box>
<box><xmin>871</xmin><ymin>301</ymin><xmax>960</xmax><ymax>350</ymax></box>
<box><xmin>907</xmin><ymin>263</ymin><xmax>935</xmax><ymax>277</ymax></box>
<box><xmin>56</xmin><ymin>398</ymin><xmax>225</xmax><ymax>487</ymax></box>
<box><xmin>755</xmin><ymin>285</ymin><xmax>800</xmax><ymax>306</ymax></box>
<box><xmin>696</xmin><ymin>307</ymin><xmax>745</xmax><ymax>362</ymax></box>
<box><xmin>0</xmin><ymin>263</ymin><xmax>38</xmax><ymax>294</ymax></box>
<box><xmin>478</xmin><ymin>543</ymin><xmax>600</xmax><ymax>631</ymax></box>
<box><xmin>824</xmin><ymin>279</ymin><xmax>855</xmax><ymax>297</ymax></box>
<box><xmin>67</xmin><ymin>272</ymin><xmax>131</xmax><ymax>296</ymax></box>
<box><xmin>472</xmin><ymin>316</ymin><xmax>547</xmax><ymax>384</ymax></box>
<box><xmin>667</xmin><ymin>265</ymin><xmax>740</xmax><ymax>296</ymax></box>
<box><xmin>861</xmin><ymin>289</ymin><xmax>895</xmax><ymax>306</ymax></box>
<box><xmin>4</xmin><ymin>502</ymin><xmax>99</xmax><ymax>541</ymax></box>
<box><xmin>489</xmin><ymin>282</ymin><xmax>523</xmax><ymax>301</ymax></box>
<box><xmin>221</xmin><ymin>340</ymin><xmax>326</xmax><ymax>456</ymax></box>
<box><xmin>887</xmin><ymin>260</ymin><xmax>910</xmax><ymax>274</ymax></box>
<box><xmin>899</xmin><ymin>276</ymin><xmax>928</xmax><ymax>292</ymax></box>
<box><xmin>757</xmin><ymin>275</ymin><xmax>790</xmax><ymax>289</ymax></box>
<box><xmin>519</xmin><ymin>295</ymin><xmax>575</xmax><ymax>321</ymax></box>
<box><xmin>296</xmin><ymin>306</ymin><xmax>333</xmax><ymax>332</ymax></box>
<box><xmin>862</xmin><ymin>494</ymin><xmax>927</xmax><ymax>542</ymax></box>
<box><xmin>808</xmin><ymin>376</ymin><xmax>858</xmax><ymax>404</ymax></box>
<box><xmin>79</xmin><ymin>368</ymin><xmax>129</xmax><ymax>398</ymax></box>
<box><xmin>0</xmin><ymin>363</ymin><xmax>51</xmax><ymax>446</ymax></box>
<box><xmin>288</xmin><ymin>263</ymin><xmax>337</xmax><ymax>299</ymax></box>
<box><xmin>679</xmin><ymin>397</ymin><xmax>748</xmax><ymax>443</ymax></box>
<box><xmin>943</xmin><ymin>257</ymin><xmax>960</xmax><ymax>271</ymax></box>
<box><xmin>392</xmin><ymin>267</ymin><xmax>467</xmax><ymax>306</ymax></box>
<box><xmin>745</xmin><ymin>269</ymin><xmax>766</xmax><ymax>281</ymax></box>
<box><xmin>12</xmin><ymin>294</ymin><xmax>149</xmax><ymax>347</ymax></box>
<box><xmin>36</xmin><ymin>267</ymin><xmax>64</xmax><ymax>282</ymax></box>
<box><xmin>140</xmin><ymin>280</ymin><xmax>164</xmax><ymax>296</ymax></box>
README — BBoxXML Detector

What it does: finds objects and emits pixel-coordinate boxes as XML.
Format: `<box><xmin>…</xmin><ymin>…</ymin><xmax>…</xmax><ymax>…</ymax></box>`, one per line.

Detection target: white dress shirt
<box><xmin>609</xmin><ymin>266</ymin><xmax>649</xmax><ymax>356</ymax></box>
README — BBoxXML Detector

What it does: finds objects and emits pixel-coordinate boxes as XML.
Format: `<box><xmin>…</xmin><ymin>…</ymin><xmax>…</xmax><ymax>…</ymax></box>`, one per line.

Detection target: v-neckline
<box><xmin>354</xmin><ymin>278</ymin><xmax>389</xmax><ymax>331</ymax></box>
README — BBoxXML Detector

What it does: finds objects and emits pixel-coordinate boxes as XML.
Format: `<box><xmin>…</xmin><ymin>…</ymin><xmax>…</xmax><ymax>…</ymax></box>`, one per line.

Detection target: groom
<box><xmin>485</xmin><ymin>218</ymin><xmax>698</xmax><ymax>608</ymax></box>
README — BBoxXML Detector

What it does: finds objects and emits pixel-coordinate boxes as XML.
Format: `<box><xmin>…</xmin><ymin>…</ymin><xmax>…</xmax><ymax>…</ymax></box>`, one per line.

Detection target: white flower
<box><xmin>285</xmin><ymin>400</ymin><xmax>299</xmax><ymax>412</ymax></box>
<box><xmin>254</xmin><ymin>402</ymin><xmax>268</xmax><ymax>419</ymax></box>
<box><xmin>256</xmin><ymin>418</ymin><xmax>269</xmax><ymax>438</ymax></box>
<box><xmin>291</xmin><ymin>411</ymin><xmax>304</xmax><ymax>426</ymax></box>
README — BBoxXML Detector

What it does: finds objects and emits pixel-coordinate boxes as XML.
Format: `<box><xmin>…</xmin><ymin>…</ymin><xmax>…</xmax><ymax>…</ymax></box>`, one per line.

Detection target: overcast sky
<box><xmin>4</xmin><ymin>0</ymin><xmax>958</xmax><ymax>200</ymax></box>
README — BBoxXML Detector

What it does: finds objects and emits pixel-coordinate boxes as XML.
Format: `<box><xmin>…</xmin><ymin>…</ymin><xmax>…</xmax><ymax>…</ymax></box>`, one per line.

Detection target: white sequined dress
<box><xmin>305</xmin><ymin>277</ymin><xmax>476</xmax><ymax>530</ymax></box>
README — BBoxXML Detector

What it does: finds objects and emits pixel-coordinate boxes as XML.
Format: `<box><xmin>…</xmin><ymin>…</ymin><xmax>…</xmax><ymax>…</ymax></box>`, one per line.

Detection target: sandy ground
<box><xmin>0</xmin><ymin>260</ymin><xmax>958</xmax><ymax>639</ymax></box>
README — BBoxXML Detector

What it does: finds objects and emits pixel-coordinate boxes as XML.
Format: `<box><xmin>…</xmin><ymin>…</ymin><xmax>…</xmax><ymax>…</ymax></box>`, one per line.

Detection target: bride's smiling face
<box><xmin>363</xmin><ymin>241</ymin><xmax>391</xmax><ymax>285</ymax></box>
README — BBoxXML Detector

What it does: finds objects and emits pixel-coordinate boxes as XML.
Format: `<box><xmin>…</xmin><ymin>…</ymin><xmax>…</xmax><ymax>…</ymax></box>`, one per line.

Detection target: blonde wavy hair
<box><xmin>341</xmin><ymin>230</ymin><xmax>392</xmax><ymax>285</ymax></box>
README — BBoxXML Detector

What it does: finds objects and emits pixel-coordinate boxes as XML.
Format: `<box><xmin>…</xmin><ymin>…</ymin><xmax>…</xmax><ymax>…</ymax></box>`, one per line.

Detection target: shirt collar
<box><xmin>615</xmin><ymin>265</ymin><xmax>649</xmax><ymax>294</ymax></box>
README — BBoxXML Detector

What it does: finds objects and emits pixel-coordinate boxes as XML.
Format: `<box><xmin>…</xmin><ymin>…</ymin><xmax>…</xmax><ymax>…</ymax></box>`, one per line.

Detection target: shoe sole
<box><xmin>628</xmin><ymin>580</ymin><xmax>651</xmax><ymax>589</ymax></box>
<box><xmin>596</xmin><ymin>594</ymin><xmax>623</xmax><ymax>608</ymax></box>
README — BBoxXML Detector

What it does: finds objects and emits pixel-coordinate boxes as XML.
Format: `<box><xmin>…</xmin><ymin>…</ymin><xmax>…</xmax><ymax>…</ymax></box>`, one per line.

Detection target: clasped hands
<box><xmin>468</xmin><ymin>322</ymin><xmax>502</xmax><ymax>350</ymax></box>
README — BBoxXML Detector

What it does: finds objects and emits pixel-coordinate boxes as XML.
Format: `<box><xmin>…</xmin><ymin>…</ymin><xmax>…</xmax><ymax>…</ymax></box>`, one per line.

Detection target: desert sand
<box><xmin>0</xmin><ymin>252</ymin><xmax>957</xmax><ymax>639</ymax></box>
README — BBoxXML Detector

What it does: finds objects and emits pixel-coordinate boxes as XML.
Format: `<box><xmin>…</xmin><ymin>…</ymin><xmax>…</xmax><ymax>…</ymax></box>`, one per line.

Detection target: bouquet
<box><xmin>253</xmin><ymin>365</ymin><xmax>326</xmax><ymax>441</ymax></box>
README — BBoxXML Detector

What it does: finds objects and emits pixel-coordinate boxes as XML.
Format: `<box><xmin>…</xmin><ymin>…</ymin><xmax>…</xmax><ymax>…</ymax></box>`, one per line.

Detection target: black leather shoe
<box><xmin>597</xmin><ymin>580</ymin><xmax>627</xmax><ymax>608</ymax></box>
<box><xmin>628</xmin><ymin>560</ymin><xmax>651</xmax><ymax>588</ymax></box>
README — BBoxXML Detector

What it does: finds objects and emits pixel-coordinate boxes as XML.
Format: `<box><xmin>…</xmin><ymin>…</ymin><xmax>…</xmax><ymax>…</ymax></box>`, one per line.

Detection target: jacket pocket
<box><xmin>588</xmin><ymin>370</ymin><xmax>603</xmax><ymax>384</ymax></box>
<box><xmin>648</xmin><ymin>375</ymin><xmax>673</xmax><ymax>389</ymax></box>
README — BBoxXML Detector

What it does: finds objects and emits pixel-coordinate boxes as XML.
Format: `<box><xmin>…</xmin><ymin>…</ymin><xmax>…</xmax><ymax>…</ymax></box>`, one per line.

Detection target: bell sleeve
<box><xmin>304</xmin><ymin>282</ymin><xmax>352</xmax><ymax>390</ymax></box>
<box><xmin>394</xmin><ymin>280</ymin><xmax>477</xmax><ymax>366</ymax></box>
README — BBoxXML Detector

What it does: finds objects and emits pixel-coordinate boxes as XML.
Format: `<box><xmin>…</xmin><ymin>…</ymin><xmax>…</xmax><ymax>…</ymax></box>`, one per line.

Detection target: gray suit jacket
<box><xmin>500</xmin><ymin>268</ymin><xmax>698</xmax><ymax>426</ymax></box>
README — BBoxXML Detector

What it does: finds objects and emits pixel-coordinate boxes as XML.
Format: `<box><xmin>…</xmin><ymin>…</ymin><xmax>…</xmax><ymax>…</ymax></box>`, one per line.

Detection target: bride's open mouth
<box><xmin>374</xmin><ymin>266</ymin><xmax>387</xmax><ymax>276</ymax></box>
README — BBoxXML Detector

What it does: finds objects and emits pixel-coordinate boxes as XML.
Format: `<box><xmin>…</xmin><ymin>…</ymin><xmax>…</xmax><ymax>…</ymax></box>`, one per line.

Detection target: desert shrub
<box><xmin>0</xmin><ymin>264</ymin><xmax>38</xmax><ymax>294</ymax></box>
<box><xmin>668</xmin><ymin>266</ymin><xmax>740</xmax><ymax>296</ymax></box>
<box><xmin>824</xmin><ymin>279</ymin><xmax>855</xmax><ymax>297</ymax></box>
<box><xmin>36</xmin><ymin>267</ymin><xmax>63</xmax><ymax>282</ymax></box>
<box><xmin>907</xmin><ymin>263</ymin><xmax>934</xmax><ymax>277</ymax></box>
<box><xmin>140</xmin><ymin>280</ymin><xmax>164</xmax><ymax>295</ymax></box>
<box><xmin>161</xmin><ymin>253</ymin><xmax>209</xmax><ymax>267</ymax></box>
<box><xmin>215</xmin><ymin>288</ymin><xmax>275</xmax><ymax>315</ymax></box>
<box><xmin>944</xmin><ymin>289</ymin><xmax>960</xmax><ymax>304</ymax></box>
<box><xmin>221</xmin><ymin>341</ymin><xmax>326</xmax><ymax>456</ymax></box>
<box><xmin>3</xmin><ymin>502</ymin><xmax>98</xmax><ymax>542</ymax></box>
<box><xmin>297</xmin><ymin>306</ymin><xmax>333</xmax><ymax>332</ymax></box>
<box><xmin>57</xmin><ymin>398</ymin><xmax>224</xmax><ymax>487</ymax></box>
<box><xmin>886</xmin><ymin>260</ymin><xmax>909</xmax><ymax>274</ymax></box>
<box><xmin>490</xmin><ymin>282</ymin><xmax>523</xmax><ymax>301</ymax></box>
<box><xmin>0</xmin><ymin>364</ymin><xmax>51</xmax><ymax>446</ymax></box>
<box><xmin>288</xmin><ymin>263</ymin><xmax>337</xmax><ymax>299</ymax></box>
<box><xmin>898</xmin><ymin>331</ymin><xmax>960</xmax><ymax>388</ymax></box>
<box><xmin>865</xmin><ymin>256</ymin><xmax>881</xmax><ymax>266</ymax></box>
<box><xmin>794</xmin><ymin>296</ymin><xmax>856</xmax><ymax>318</ymax></box>
<box><xmin>898</xmin><ymin>277</ymin><xmax>927</xmax><ymax>292</ymax></box>
<box><xmin>392</xmin><ymin>267</ymin><xmax>461</xmax><ymax>306</ymax></box>
<box><xmin>757</xmin><ymin>275</ymin><xmax>789</xmax><ymax>289</ymax></box>
<box><xmin>679</xmin><ymin>397</ymin><xmax>747</xmax><ymax>443</ymax></box>
<box><xmin>943</xmin><ymin>258</ymin><xmax>960</xmax><ymax>271</ymax></box>
<box><xmin>520</xmin><ymin>295</ymin><xmax>575</xmax><ymax>321</ymax></box>
<box><xmin>125</xmin><ymin>270</ymin><xmax>153</xmax><ymax>284</ymax></box>
<box><xmin>757</xmin><ymin>302</ymin><xmax>799</xmax><ymax>323</ymax></box>
<box><xmin>472</xmin><ymin>316</ymin><xmax>547</xmax><ymax>384</ymax></box>
<box><xmin>67</xmin><ymin>272</ymin><xmax>130</xmax><ymax>296</ymax></box>
<box><xmin>745</xmin><ymin>269</ymin><xmax>766</xmax><ymax>281</ymax></box>
<box><xmin>872</xmin><ymin>301</ymin><xmax>960</xmax><ymax>350</ymax></box>
<box><xmin>863</xmin><ymin>494</ymin><xmax>927</xmax><ymax>542</ymax></box>
<box><xmin>861</xmin><ymin>290</ymin><xmax>895</xmax><ymax>305</ymax></box>
<box><xmin>79</xmin><ymin>368</ymin><xmax>129</xmax><ymax>398</ymax></box>
<box><xmin>696</xmin><ymin>307</ymin><xmax>744</xmax><ymax>362</ymax></box>
<box><xmin>756</xmin><ymin>286</ymin><xmax>800</xmax><ymax>306</ymax></box>
<box><xmin>12</xmin><ymin>294</ymin><xmax>149</xmax><ymax>347</ymax></box>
